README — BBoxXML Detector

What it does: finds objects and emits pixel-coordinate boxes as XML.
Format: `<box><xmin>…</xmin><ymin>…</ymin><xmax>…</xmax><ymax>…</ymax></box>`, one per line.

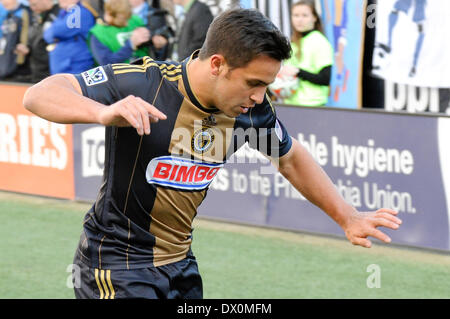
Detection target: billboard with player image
<box><xmin>372</xmin><ymin>0</ymin><xmax>450</xmax><ymax>88</ymax></box>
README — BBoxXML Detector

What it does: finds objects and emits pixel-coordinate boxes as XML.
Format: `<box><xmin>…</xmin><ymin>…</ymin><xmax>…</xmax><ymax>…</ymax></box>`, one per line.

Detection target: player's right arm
<box><xmin>23</xmin><ymin>73</ymin><xmax>167</xmax><ymax>136</ymax></box>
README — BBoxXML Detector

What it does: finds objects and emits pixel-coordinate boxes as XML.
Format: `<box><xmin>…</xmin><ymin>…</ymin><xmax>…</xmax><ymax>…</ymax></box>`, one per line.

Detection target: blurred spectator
<box><xmin>89</xmin><ymin>0</ymin><xmax>150</xmax><ymax>65</ymax></box>
<box><xmin>43</xmin><ymin>0</ymin><xmax>95</xmax><ymax>74</ymax></box>
<box><xmin>159</xmin><ymin>0</ymin><xmax>177</xmax><ymax>31</ymax></box>
<box><xmin>172</xmin><ymin>0</ymin><xmax>212</xmax><ymax>61</ymax></box>
<box><xmin>0</xmin><ymin>3</ymin><xmax>7</xmax><ymax>37</ymax></box>
<box><xmin>129</xmin><ymin>0</ymin><xmax>148</xmax><ymax>23</ymax></box>
<box><xmin>281</xmin><ymin>0</ymin><xmax>333</xmax><ymax>107</ymax></box>
<box><xmin>129</xmin><ymin>0</ymin><xmax>173</xmax><ymax>60</ymax></box>
<box><xmin>0</xmin><ymin>0</ymin><xmax>31</xmax><ymax>81</ymax></box>
<box><xmin>14</xmin><ymin>0</ymin><xmax>59</xmax><ymax>83</ymax></box>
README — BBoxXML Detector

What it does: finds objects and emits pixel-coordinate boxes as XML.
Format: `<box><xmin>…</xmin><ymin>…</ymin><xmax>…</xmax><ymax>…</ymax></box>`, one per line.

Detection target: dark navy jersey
<box><xmin>74</xmin><ymin>52</ymin><xmax>292</xmax><ymax>270</ymax></box>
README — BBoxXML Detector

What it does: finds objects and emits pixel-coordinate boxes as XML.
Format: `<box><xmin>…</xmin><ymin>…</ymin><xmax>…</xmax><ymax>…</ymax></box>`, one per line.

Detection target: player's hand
<box><xmin>342</xmin><ymin>208</ymin><xmax>402</xmax><ymax>248</ymax></box>
<box><xmin>97</xmin><ymin>95</ymin><xmax>167</xmax><ymax>136</ymax></box>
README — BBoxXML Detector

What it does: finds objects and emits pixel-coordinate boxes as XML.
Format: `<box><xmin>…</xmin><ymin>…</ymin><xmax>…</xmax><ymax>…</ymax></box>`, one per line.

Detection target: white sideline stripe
<box><xmin>438</xmin><ymin>117</ymin><xmax>450</xmax><ymax>249</ymax></box>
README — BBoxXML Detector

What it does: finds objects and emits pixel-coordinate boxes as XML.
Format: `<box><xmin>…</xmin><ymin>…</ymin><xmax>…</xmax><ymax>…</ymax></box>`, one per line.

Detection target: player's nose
<box><xmin>250</xmin><ymin>87</ymin><xmax>266</xmax><ymax>105</ymax></box>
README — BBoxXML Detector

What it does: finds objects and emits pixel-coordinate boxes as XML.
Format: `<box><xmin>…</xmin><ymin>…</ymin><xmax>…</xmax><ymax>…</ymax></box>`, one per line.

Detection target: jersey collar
<box><xmin>182</xmin><ymin>50</ymin><xmax>221</xmax><ymax>114</ymax></box>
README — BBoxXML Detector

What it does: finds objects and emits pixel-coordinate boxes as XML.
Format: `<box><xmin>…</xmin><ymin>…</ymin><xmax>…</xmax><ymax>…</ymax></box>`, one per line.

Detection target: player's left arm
<box><xmin>277</xmin><ymin>138</ymin><xmax>402</xmax><ymax>248</ymax></box>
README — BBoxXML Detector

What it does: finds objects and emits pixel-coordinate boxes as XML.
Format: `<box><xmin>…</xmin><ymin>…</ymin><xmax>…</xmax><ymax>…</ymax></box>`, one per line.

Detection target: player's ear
<box><xmin>210</xmin><ymin>54</ymin><xmax>226</xmax><ymax>76</ymax></box>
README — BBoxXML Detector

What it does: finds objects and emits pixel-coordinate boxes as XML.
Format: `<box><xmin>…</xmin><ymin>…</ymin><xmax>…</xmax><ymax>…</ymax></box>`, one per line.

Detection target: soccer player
<box><xmin>23</xmin><ymin>8</ymin><xmax>402</xmax><ymax>299</ymax></box>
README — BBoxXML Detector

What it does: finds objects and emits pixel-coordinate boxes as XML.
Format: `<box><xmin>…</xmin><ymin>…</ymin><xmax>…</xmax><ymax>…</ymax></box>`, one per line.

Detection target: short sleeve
<box><xmin>74</xmin><ymin>58</ymin><xmax>163</xmax><ymax>105</ymax></box>
<box><xmin>74</xmin><ymin>65</ymin><xmax>120</xmax><ymax>105</ymax></box>
<box><xmin>248</xmin><ymin>95</ymin><xmax>293</xmax><ymax>158</ymax></box>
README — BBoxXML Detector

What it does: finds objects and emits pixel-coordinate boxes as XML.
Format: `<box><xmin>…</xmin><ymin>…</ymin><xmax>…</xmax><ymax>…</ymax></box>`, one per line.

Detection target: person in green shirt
<box><xmin>280</xmin><ymin>0</ymin><xmax>334</xmax><ymax>107</ymax></box>
<box><xmin>88</xmin><ymin>0</ymin><xmax>150</xmax><ymax>65</ymax></box>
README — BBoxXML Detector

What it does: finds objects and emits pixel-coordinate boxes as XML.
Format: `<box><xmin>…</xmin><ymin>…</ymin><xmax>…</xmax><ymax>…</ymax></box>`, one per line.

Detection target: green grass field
<box><xmin>0</xmin><ymin>191</ymin><xmax>449</xmax><ymax>299</ymax></box>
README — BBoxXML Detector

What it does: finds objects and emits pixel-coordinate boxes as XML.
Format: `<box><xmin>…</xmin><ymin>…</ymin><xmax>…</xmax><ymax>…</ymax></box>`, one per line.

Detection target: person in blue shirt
<box><xmin>43</xmin><ymin>0</ymin><xmax>96</xmax><ymax>74</ymax></box>
<box><xmin>129</xmin><ymin>0</ymin><xmax>149</xmax><ymax>24</ymax></box>
<box><xmin>0</xmin><ymin>0</ymin><xmax>32</xmax><ymax>80</ymax></box>
<box><xmin>0</xmin><ymin>3</ymin><xmax>7</xmax><ymax>37</ymax></box>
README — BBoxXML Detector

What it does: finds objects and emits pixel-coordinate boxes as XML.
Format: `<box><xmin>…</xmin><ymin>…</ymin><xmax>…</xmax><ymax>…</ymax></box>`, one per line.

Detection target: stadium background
<box><xmin>0</xmin><ymin>0</ymin><xmax>449</xmax><ymax>298</ymax></box>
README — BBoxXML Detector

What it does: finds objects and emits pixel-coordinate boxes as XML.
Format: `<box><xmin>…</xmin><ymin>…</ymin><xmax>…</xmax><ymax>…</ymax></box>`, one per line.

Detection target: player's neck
<box><xmin>186</xmin><ymin>58</ymin><xmax>216</xmax><ymax>109</ymax></box>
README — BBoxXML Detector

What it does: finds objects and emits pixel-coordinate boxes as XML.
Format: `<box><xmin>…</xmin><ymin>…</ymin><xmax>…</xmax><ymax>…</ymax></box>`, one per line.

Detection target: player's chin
<box><xmin>225</xmin><ymin>107</ymin><xmax>246</xmax><ymax>118</ymax></box>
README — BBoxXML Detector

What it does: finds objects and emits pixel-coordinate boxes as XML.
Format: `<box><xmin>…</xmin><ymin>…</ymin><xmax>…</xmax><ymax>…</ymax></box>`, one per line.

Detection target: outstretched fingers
<box><xmin>364</xmin><ymin>209</ymin><xmax>402</xmax><ymax>245</ymax></box>
<box><xmin>134</xmin><ymin>101</ymin><xmax>152</xmax><ymax>135</ymax></box>
<box><xmin>376</xmin><ymin>211</ymin><xmax>402</xmax><ymax>227</ymax></box>
<box><xmin>349</xmin><ymin>224</ymin><xmax>391</xmax><ymax>249</ymax></box>
<box><xmin>375</xmin><ymin>208</ymin><xmax>399</xmax><ymax>217</ymax></box>
<box><xmin>134</xmin><ymin>97</ymin><xmax>167</xmax><ymax>135</ymax></box>
<box><xmin>111</xmin><ymin>95</ymin><xmax>167</xmax><ymax>135</ymax></box>
<box><xmin>345</xmin><ymin>208</ymin><xmax>402</xmax><ymax>248</ymax></box>
<box><xmin>351</xmin><ymin>237</ymin><xmax>372</xmax><ymax>248</ymax></box>
<box><xmin>367</xmin><ymin>227</ymin><xmax>392</xmax><ymax>244</ymax></box>
<box><xmin>116</xmin><ymin>102</ymin><xmax>142</xmax><ymax>132</ymax></box>
<box><xmin>142</xmin><ymin>99</ymin><xmax>167</xmax><ymax>122</ymax></box>
<box><xmin>372</xmin><ymin>215</ymin><xmax>401</xmax><ymax>231</ymax></box>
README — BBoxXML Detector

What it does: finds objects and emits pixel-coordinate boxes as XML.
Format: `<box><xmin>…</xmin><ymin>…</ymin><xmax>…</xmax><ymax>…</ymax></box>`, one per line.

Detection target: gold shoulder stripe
<box><xmin>158</xmin><ymin>63</ymin><xmax>180</xmax><ymax>71</ymax></box>
<box><xmin>112</xmin><ymin>64</ymin><xmax>157</xmax><ymax>70</ymax></box>
<box><xmin>112</xmin><ymin>63</ymin><xmax>133</xmax><ymax>67</ymax></box>
<box><xmin>112</xmin><ymin>59</ymin><xmax>182</xmax><ymax>76</ymax></box>
<box><xmin>113</xmin><ymin>65</ymin><xmax>157</xmax><ymax>75</ymax></box>
<box><xmin>141</xmin><ymin>59</ymin><xmax>160</xmax><ymax>67</ymax></box>
<box><xmin>112</xmin><ymin>60</ymin><xmax>161</xmax><ymax>74</ymax></box>
<box><xmin>112</xmin><ymin>64</ymin><xmax>145</xmax><ymax>69</ymax></box>
<box><xmin>161</xmin><ymin>68</ymin><xmax>182</xmax><ymax>76</ymax></box>
<box><xmin>164</xmin><ymin>74</ymin><xmax>182</xmax><ymax>82</ymax></box>
<box><xmin>114</xmin><ymin>69</ymin><xmax>147</xmax><ymax>75</ymax></box>
<box><xmin>113</xmin><ymin>60</ymin><xmax>159</xmax><ymax>68</ymax></box>
<box><xmin>142</xmin><ymin>56</ymin><xmax>154</xmax><ymax>64</ymax></box>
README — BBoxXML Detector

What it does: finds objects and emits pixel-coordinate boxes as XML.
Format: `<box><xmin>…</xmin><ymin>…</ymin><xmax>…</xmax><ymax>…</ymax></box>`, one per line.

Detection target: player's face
<box><xmin>291</xmin><ymin>4</ymin><xmax>317</xmax><ymax>33</ymax></box>
<box><xmin>214</xmin><ymin>55</ymin><xmax>281</xmax><ymax>118</ymax></box>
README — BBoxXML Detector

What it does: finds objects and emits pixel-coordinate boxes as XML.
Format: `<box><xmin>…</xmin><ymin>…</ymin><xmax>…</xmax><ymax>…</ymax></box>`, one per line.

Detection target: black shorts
<box><xmin>72</xmin><ymin>251</ymin><xmax>203</xmax><ymax>299</ymax></box>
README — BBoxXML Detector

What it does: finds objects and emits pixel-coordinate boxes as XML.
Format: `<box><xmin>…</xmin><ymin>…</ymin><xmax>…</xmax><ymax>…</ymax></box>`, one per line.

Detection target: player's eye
<box><xmin>247</xmin><ymin>80</ymin><xmax>265</xmax><ymax>88</ymax></box>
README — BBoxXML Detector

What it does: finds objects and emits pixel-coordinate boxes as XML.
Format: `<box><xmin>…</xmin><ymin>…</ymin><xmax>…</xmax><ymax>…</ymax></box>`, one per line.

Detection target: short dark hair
<box><xmin>198</xmin><ymin>8</ymin><xmax>292</xmax><ymax>68</ymax></box>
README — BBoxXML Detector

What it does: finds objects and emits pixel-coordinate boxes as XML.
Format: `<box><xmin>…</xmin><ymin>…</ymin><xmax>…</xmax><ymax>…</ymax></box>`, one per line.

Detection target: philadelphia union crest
<box><xmin>191</xmin><ymin>128</ymin><xmax>215</xmax><ymax>154</ymax></box>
